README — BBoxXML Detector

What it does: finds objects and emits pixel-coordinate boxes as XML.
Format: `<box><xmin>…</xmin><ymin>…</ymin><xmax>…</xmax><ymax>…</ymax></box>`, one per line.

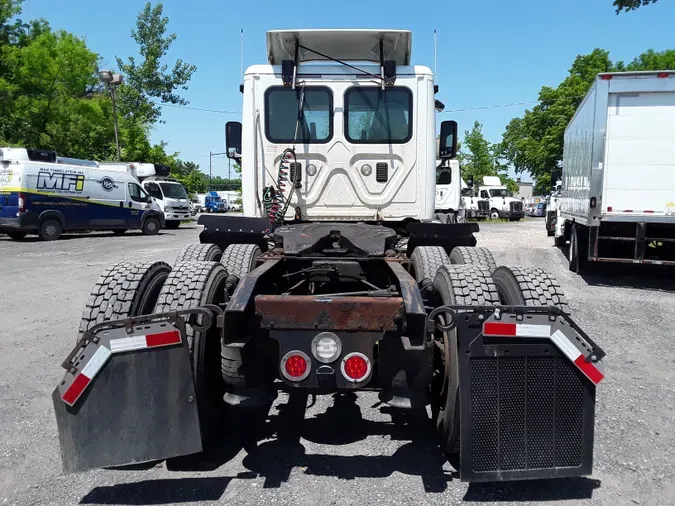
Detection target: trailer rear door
<box><xmin>603</xmin><ymin>90</ymin><xmax>675</xmax><ymax>217</ymax></box>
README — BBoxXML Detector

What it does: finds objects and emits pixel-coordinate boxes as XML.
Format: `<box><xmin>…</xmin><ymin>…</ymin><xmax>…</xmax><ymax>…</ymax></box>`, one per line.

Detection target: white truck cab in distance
<box><xmin>478</xmin><ymin>176</ymin><xmax>524</xmax><ymax>221</ymax></box>
<box><xmin>224</xmin><ymin>29</ymin><xmax>459</xmax><ymax>224</ymax></box>
<box><xmin>99</xmin><ymin>162</ymin><xmax>191</xmax><ymax>229</ymax></box>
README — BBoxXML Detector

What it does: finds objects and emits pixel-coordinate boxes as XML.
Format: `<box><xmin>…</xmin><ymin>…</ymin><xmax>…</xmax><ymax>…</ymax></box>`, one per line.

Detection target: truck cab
<box><xmin>434</xmin><ymin>159</ymin><xmax>464</xmax><ymax>222</ymax></box>
<box><xmin>225</xmin><ymin>29</ymin><xmax>452</xmax><ymax>225</ymax></box>
<box><xmin>478</xmin><ymin>176</ymin><xmax>524</xmax><ymax>221</ymax></box>
<box><xmin>203</xmin><ymin>191</ymin><xmax>226</xmax><ymax>213</ymax></box>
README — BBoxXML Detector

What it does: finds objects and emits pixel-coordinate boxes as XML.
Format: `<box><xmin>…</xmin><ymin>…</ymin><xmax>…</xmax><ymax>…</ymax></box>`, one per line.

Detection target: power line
<box><xmin>159</xmin><ymin>102</ymin><xmax>241</xmax><ymax>115</ymax></box>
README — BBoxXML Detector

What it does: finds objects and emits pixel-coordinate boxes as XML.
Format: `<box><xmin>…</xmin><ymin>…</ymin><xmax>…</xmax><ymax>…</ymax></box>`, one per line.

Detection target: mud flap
<box><xmin>430</xmin><ymin>306</ymin><xmax>605</xmax><ymax>482</ymax></box>
<box><xmin>52</xmin><ymin>314</ymin><xmax>204</xmax><ymax>473</ymax></box>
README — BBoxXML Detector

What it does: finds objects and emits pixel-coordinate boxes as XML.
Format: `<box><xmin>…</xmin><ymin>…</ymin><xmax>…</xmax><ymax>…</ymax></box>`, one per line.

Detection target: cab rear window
<box><xmin>265</xmin><ymin>87</ymin><xmax>333</xmax><ymax>143</ymax></box>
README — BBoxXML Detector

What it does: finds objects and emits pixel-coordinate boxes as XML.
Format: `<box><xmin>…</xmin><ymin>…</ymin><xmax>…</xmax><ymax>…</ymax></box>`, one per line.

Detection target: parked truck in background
<box><xmin>478</xmin><ymin>176</ymin><xmax>524</xmax><ymax>221</ymax></box>
<box><xmin>546</xmin><ymin>180</ymin><xmax>562</xmax><ymax>237</ymax></box>
<box><xmin>100</xmin><ymin>162</ymin><xmax>192</xmax><ymax>229</ymax></box>
<box><xmin>556</xmin><ymin>71</ymin><xmax>675</xmax><ymax>272</ymax></box>
<box><xmin>434</xmin><ymin>159</ymin><xmax>465</xmax><ymax>222</ymax></box>
<box><xmin>199</xmin><ymin>191</ymin><xmax>226</xmax><ymax>213</ymax></box>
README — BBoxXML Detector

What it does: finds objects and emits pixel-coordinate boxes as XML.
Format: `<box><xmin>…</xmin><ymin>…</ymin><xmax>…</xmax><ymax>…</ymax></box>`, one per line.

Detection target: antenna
<box><xmin>433</xmin><ymin>29</ymin><xmax>437</xmax><ymax>85</ymax></box>
<box><xmin>240</xmin><ymin>29</ymin><xmax>244</xmax><ymax>84</ymax></box>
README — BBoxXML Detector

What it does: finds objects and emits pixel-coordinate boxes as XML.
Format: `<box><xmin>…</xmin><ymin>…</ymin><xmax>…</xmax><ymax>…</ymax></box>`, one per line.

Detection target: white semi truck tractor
<box><xmin>51</xmin><ymin>30</ymin><xmax>605</xmax><ymax>485</ymax></box>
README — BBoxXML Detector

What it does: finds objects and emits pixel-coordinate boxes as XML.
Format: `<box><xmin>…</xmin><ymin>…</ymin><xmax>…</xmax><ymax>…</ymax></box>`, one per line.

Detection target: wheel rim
<box><xmin>147</xmin><ymin>221</ymin><xmax>157</xmax><ymax>233</ymax></box>
<box><xmin>46</xmin><ymin>224</ymin><xmax>56</xmax><ymax>236</ymax></box>
<box><xmin>491</xmin><ymin>211</ymin><xmax>499</xmax><ymax>219</ymax></box>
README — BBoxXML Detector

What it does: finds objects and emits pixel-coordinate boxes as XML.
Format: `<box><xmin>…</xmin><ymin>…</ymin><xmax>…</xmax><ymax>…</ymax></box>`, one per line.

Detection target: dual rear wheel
<box><xmin>410</xmin><ymin>245</ymin><xmax>569</xmax><ymax>467</ymax></box>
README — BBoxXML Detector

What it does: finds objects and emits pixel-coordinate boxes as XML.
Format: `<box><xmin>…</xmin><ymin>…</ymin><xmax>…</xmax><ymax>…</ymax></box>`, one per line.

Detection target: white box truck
<box><xmin>555</xmin><ymin>71</ymin><xmax>675</xmax><ymax>272</ymax></box>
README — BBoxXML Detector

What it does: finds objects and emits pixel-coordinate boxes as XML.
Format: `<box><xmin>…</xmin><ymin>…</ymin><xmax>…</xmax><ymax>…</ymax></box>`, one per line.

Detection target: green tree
<box><xmin>459</xmin><ymin>121</ymin><xmax>517</xmax><ymax>194</ymax></box>
<box><xmin>614</xmin><ymin>0</ymin><xmax>659</xmax><ymax>13</ymax></box>
<box><xmin>115</xmin><ymin>2</ymin><xmax>196</xmax><ymax>131</ymax></box>
<box><xmin>497</xmin><ymin>48</ymin><xmax>675</xmax><ymax>191</ymax></box>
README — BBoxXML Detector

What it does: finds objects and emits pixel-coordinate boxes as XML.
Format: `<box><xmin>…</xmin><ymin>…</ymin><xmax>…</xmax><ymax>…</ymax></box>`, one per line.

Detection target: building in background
<box><xmin>516</xmin><ymin>180</ymin><xmax>533</xmax><ymax>199</ymax></box>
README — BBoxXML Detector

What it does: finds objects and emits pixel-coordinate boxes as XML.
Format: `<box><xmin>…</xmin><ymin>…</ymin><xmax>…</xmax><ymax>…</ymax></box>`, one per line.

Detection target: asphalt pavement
<box><xmin>0</xmin><ymin>218</ymin><xmax>674</xmax><ymax>506</ymax></box>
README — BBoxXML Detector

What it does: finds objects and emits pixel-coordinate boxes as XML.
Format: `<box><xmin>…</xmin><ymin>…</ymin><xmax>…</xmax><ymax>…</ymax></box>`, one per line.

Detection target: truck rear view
<box><xmin>557</xmin><ymin>71</ymin><xmax>675</xmax><ymax>271</ymax></box>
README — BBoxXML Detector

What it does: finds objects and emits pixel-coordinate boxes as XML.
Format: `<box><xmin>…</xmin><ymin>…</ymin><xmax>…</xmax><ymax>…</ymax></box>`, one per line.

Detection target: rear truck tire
<box><xmin>175</xmin><ymin>243</ymin><xmax>222</xmax><ymax>263</ymax></box>
<box><xmin>39</xmin><ymin>219</ymin><xmax>61</xmax><ymax>241</ymax></box>
<box><xmin>449</xmin><ymin>246</ymin><xmax>497</xmax><ymax>272</ymax></box>
<box><xmin>165</xmin><ymin>221</ymin><xmax>180</xmax><ymax>230</ymax></box>
<box><xmin>112</xmin><ymin>229</ymin><xmax>127</xmax><ymax>235</ymax></box>
<box><xmin>78</xmin><ymin>261</ymin><xmax>172</xmax><ymax>339</ymax></box>
<box><xmin>431</xmin><ymin>265</ymin><xmax>499</xmax><ymax>466</ymax></box>
<box><xmin>491</xmin><ymin>265</ymin><xmax>570</xmax><ymax>313</ymax></box>
<box><xmin>7</xmin><ymin>231</ymin><xmax>27</xmax><ymax>240</ymax></box>
<box><xmin>547</xmin><ymin>228</ymin><xmax>555</xmax><ymax>237</ymax></box>
<box><xmin>220</xmin><ymin>243</ymin><xmax>262</xmax><ymax>279</ymax></box>
<box><xmin>490</xmin><ymin>209</ymin><xmax>500</xmax><ymax>220</ymax></box>
<box><xmin>141</xmin><ymin>216</ymin><xmax>160</xmax><ymax>236</ymax></box>
<box><xmin>409</xmin><ymin>246</ymin><xmax>451</xmax><ymax>301</ymax></box>
<box><xmin>154</xmin><ymin>261</ymin><xmax>229</xmax><ymax>443</ymax></box>
<box><xmin>568</xmin><ymin>223</ymin><xmax>589</xmax><ymax>274</ymax></box>
<box><xmin>219</xmin><ymin>244</ymin><xmax>275</xmax><ymax>410</ymax></box>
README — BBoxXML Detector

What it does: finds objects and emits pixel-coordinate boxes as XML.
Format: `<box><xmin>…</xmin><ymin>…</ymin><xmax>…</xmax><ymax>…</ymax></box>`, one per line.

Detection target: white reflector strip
<box><xmin>81</xmin><ymin>346</ymin><xmax>112</xmax><ymax>379</ymax></box>
<box><xmin>550</xmin><ymin>330</ymin><xmax>582</xmax><ymax>361</ymax></box>
<box><xmin>516</xmin><ymin>324</ymin><xmax>551</xmax><ymax>337</ymax></box>
<box><xmin>109</xmin><ymin>335</ymin><xmax>148</xmax><ymax>353</ymax></box>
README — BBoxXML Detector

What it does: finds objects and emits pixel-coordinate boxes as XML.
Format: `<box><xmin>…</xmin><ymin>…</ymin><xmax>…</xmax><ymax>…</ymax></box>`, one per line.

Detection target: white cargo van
<box><xmin>556</xmin><ymin>71</ymin><xmax>675</xmax><ymax>272</ymax></box>
<box><xmin>0</xmin><ymin>148</ymin><xmax>164</xmax><ymax>240</ymax></box>
<box><xmin>99</xmin><ymin>162</ymin><xmax>191</xmax><ymax>229</ymax></box>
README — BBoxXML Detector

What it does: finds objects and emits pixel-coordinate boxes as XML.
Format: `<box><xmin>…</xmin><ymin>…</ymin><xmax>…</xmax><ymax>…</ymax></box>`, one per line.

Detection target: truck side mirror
<box><xmin>439</xmin><ymin>120</ymin><xmax>458</xmax><ymax>159</ymax></box>
<box><xmin>226</xmin><ymin>121</ymin><xmax>242</xmax><ymax>160</ymax></box>
<box><xmin>467</xmin><ymin>175</ymin><xmax>474</xmax><ymax>188</ymax></box>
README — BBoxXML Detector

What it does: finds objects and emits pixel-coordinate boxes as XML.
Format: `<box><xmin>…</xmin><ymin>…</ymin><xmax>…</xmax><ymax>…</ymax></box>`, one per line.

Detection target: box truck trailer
<box><xmin>555</xmin><ymin>71</ymin><xmax>675</xmax><ymax>272</ymax></box>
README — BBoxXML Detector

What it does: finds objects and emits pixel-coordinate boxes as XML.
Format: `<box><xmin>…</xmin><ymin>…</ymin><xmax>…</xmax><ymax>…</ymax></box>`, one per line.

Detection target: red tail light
<box><xmin>657</xmin><ymin>72</ymin><xmax>669</xmax><ymax>78</ymax></box>
<box><xmin>17</xmin><ymin>192</ymin><xmax>25</xmax><ymax>212</ymax></box>
<box><xmin>341</xmin><ymin>353</ymin><xmax>371</xmax><ymax>383</ymax></box>
<box><xmin>281</xmin><ymin>351</ymin><xmax>310</xmax><ymax>381</ymax></box>
<box><xmin>600</xmin><ymin>75</ymin><xmax>612</xmax><ymax>80</ymax></box>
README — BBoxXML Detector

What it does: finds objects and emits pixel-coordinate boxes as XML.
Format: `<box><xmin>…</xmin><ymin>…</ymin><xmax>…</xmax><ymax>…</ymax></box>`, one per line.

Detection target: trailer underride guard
<box><xmin>52</xmin><ymin>29</ymin><xmax>604</xmax><ymax>486</ymax></box>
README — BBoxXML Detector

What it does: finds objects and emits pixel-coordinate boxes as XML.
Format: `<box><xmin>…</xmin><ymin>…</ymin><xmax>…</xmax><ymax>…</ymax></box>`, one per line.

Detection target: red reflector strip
<box><xmin>483</xmin><ymin>322</ymin><xmax>516</xmax><ymax>336</ymax></box>
<box><xmin>644</xmin><ymin>210</ymin><xmax>654</xmax><ymax>213</ymax></box>
<box><xmin>62</xmin><ymin>374</ymin><xmax>91</xmax><ymax>406</ymax></box>
<box><xmin>657</xmin><ymin>72</ymin><xmax>669</xmax><ymax>78</ymax></box>
<box><xmin>483</xmin><ymin>322</ymin><xmax>551</xmax><ymax>338</ymax></box>
<box><xmin>146</xmin><ymin>330</ymin><xmax>181</xmax><ymax>347</ymax></box>
<box><xmin>623</xmin><ymin>210</ymin><xmax>633</xmax><ymax>213</ymax></box>
<box><xmin>109</xmin><ymin>330</ymin><xmax>181</xmax><ymax>353</ymax></box>
<box><xmin>551</xmin><ymin>330</ymin><xmax>604</xmax><ymax>385</ymax></box>
<box><xmin>61</xmin><ymin>346</ymin><xmax>112</xmax><ymax>406</ymax></box>
<box><xmin>573</xmin><ymin>355</ymin><xmax>605</xmax><ymax>385</ymax></box>
<box><xmin>600</xmin><ymin>75</ymin><xmax>612</xmax><ymax>80</ymax></box>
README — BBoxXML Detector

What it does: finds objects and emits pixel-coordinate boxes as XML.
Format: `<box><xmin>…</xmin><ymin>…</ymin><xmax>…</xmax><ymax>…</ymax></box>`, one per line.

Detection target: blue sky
<box><xmin>22</xmin><ymin>0</ymin><xmax>675</xmax><ymax>180</ymax></box>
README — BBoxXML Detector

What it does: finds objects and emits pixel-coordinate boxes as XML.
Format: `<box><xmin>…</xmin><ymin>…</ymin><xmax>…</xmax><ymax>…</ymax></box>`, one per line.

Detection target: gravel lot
<box><xmin>1</xmin><ymin>218</ymin><xmax>674</xmax><ymax>506</ymax></box>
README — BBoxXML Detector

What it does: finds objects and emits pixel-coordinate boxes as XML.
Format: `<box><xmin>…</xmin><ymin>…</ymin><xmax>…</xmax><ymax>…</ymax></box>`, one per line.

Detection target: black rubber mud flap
<box><xmin>446</xmin><ymin>306</ymin><xmax>605</xmax><ymax>482</ymax></box>
<box><xmin>52</xmin><ymin>317</ymin><xmax>202</xmax><ymax>473</ymax></box>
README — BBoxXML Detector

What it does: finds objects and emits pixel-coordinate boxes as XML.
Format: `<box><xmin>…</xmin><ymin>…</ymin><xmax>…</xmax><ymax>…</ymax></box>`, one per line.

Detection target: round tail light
<box><xmin>281</xmin><ymin>351</ymin><xmax>311</xmax><ymax>382</ymax></box>
<box><xmin>341</xmin><ymin>352</ymin><xmax>371</xmax><ymax>383</ymax></box>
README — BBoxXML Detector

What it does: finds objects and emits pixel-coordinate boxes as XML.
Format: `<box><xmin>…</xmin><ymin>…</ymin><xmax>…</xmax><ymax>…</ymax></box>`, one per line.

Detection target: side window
<box><xmin>480</xmin><ymin>190</ymin><xmax>489</xmax><ymax>199</ymax></box>
<box><xmin>128</xmin><ymin>183</ymin><xmax>148</xmax><ymax>203</ymax></box>
<box><xmin>436</xmin><ymin>170</ymin><xmax>451</xmax><ymax>185</ymax></box>
<box><xmin>145</xmin><ymin>182</ymin><xmax>162</xmax><ymax>200</ymax></box>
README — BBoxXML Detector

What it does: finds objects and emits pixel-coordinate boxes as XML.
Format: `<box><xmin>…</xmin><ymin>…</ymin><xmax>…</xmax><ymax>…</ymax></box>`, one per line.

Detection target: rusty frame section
<box><xmin>255</xmin><ymin>295</ymin><xmax>404</xmax><ymax>331</ymax></box>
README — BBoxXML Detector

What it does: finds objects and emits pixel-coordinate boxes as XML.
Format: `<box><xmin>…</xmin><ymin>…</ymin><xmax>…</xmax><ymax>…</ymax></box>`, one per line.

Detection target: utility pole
<box><xmin>99</xmin><ymin>70</ymin><xmax>123</xmax><ymax>161</ymax></box>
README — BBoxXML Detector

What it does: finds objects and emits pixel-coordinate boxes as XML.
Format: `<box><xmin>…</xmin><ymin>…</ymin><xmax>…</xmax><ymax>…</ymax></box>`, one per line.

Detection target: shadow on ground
<box><xmin>79</xmin><ymin>392</ymin><xmax>601</xmax><ymax>504</ymax></box>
